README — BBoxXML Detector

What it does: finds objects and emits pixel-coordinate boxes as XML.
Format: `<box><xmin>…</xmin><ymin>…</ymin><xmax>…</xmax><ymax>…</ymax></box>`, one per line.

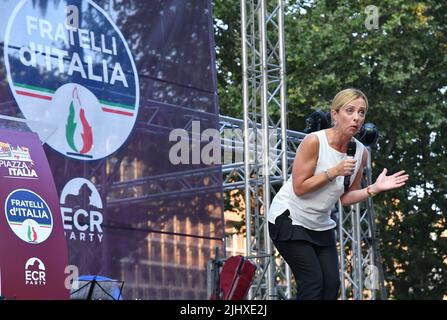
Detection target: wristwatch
<box><xmin>366</xmin><ymin>186</ymin><xmax>376</xmax><ymax>197</ymax></box>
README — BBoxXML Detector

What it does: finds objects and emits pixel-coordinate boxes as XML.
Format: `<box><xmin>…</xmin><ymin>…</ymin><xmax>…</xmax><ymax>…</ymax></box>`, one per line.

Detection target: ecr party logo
<box><xmin>4</xmin><ymin>0</ymin><xmax>139</xmax><ymax>161</ymax></box>
<box><xmin>25</xmin><ymin>257</ymin><xmax>46</xmax><ymax>286</ymax></box>
<box><xmin>60</xmin><ymin>178</ymin><xmax>103</xmax><ymax>243</ymax></box>
<box><xmin>5</xmin><ymin>189</ymin><xmax>53</xmax><ymax>244</ymax></box>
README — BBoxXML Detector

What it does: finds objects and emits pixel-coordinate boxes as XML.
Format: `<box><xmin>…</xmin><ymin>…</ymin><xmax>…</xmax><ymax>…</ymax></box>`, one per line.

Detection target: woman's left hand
<box><xmin>373</xmin><ymin>168</ymin><xmax>409</xmax><ymax>193</ymax></box>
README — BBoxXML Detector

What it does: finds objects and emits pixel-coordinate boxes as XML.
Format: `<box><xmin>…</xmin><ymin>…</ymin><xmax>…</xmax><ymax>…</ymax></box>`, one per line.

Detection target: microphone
<box><xmin>344</xmin><ymin>141</ymin><xmax>357</xmax><ymax>192</ymax></box>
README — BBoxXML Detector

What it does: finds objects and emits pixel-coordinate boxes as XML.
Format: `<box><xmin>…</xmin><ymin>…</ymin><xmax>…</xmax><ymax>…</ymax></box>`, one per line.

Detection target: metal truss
<box><xmin>237</xmin><ymin>0</ymin><xmax>386</xmax><ymax>301</ymax></box>
<box><xmin>240</xmin><ymin>0</ymin><xmax>289</xmax><ymax>299</ymax></box>
<box><xmin>338</xmin><ymin>148</ymin><xmax>387</xmax><ymax>300</ymax></box>
<box><xmin>106</xmin><ymin>166</ymin><xmax>224</xmax><ymax>207</ymax></box>
<box><xmin>220</xmin><ymin>115</ymin><xmax>304</xmax><ymax>191</ymax></box>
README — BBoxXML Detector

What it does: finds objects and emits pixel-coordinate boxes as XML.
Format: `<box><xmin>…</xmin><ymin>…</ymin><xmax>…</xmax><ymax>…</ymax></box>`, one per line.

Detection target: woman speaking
<box><xmin>268</xmin><ymin>88</ymin><xmax>409</xmax><ymax>300</ymax></box>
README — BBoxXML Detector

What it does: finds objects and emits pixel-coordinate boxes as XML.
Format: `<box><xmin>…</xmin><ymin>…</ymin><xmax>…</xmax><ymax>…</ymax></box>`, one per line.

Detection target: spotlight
<box><xmin>303</xmin><ymin>109</ymin><xmax>331</xmax><ymax>133</ymax></box>
<box><xmin>356</xmin><ymin>122</ymin><xmax>379</xmax><ymax>147</ymax></box>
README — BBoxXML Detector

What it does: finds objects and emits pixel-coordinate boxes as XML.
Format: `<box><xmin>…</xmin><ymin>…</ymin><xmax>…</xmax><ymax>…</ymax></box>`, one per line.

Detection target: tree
<box><xmin>212</xmin><ymin>0</ymin><xmax>243</xmax><ymax>118</ymax></box>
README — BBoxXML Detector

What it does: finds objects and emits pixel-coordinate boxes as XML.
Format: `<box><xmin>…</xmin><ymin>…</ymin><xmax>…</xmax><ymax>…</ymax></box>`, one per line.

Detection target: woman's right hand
<box><xmin>334</xmin><ymin>157</ymin><xmax>357</xmax><ymax>177</ymax></box>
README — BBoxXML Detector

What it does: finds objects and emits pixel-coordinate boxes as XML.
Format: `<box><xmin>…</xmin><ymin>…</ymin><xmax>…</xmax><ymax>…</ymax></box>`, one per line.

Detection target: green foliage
<box><xmin>212</xmin><ymin>0</ymin><xmax>243</xmax><ymax>118</ymax></box>
<box><xmin>214</xmin><ymin>0</ymin><xmax>447</xmax><ymax>299</ymax></box>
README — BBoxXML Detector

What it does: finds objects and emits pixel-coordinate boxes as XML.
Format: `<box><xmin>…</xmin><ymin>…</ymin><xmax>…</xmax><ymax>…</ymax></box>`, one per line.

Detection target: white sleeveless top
<box><xmin>268</xmin><ymin>129</ymin><xmax>365</xmax><ymax>231</ymax></box>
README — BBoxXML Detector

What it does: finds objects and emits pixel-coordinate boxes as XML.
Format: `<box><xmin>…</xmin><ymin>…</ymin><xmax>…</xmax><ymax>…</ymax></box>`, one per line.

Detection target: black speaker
<box><xmin>356</xmin><ymin>122</ymin><xmax>379</xmax><ymax>147</ymax></box>
<box><xmin>303</xmin><ymin>110</ymin><xmax>331</xmax><ymax>133</ymax></box>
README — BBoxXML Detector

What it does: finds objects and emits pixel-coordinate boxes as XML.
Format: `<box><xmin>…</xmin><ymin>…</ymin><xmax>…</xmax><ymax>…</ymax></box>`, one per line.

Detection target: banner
<box><xmin>0</xmin><ymin>129</ymin><xmax>69</xmax><ymax>299</ymax></box>
<box><xmin>1</xmin><ymin>0</ymin><xmax>223</xmax><ymax>299</ymax></box>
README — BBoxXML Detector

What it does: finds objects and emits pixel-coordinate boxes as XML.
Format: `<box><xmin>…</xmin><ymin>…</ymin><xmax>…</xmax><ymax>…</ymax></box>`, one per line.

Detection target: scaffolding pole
<box><xmin>338</xmin><ymin>147</ymin><xmax>387</xmax><ymax>300</ymax></box>
<box><xmin>240</xmin><ymin>0</ymin><xmax>289</xmax><ymax>299</ymax></box>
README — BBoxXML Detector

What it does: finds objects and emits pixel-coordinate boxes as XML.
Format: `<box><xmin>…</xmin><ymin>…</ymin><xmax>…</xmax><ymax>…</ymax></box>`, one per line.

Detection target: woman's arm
<box><xmin>292</xmin><ymin>134</ymin><xmax>358</xmax><ymax>197</ymax></box>
<box><xmin>340</xmin><ymin>148</ymin><xmax>409</xmax><ymax>206</ymax></box>
<box><xmin>340</xmin><ymin>148</ymin><xmax>369</xmax><ymax>205</ymax></box>
<box><xmin>292</xmin><ymin>134</ymin><xmax>329</xmax><ymax>196</ymax></box>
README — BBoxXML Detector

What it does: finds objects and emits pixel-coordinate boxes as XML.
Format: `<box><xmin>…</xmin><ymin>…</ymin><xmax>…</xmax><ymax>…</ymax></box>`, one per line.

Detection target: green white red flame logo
<box><xmin>66</xmin><ymin>87</ymin><xmax>93</xmax><ymax>154</ymax></box>
<box><xmin>27</xmin><ymin>223</ymin><xmax>38</xmax><ymax>242</ymax></box>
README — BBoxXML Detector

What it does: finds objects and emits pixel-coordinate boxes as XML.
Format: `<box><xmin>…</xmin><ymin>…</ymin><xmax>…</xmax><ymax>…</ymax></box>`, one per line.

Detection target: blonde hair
<box><xmin>331</xmin><ymin>88</ymin><xmax>368</xmax><ymax>112</ymax></box>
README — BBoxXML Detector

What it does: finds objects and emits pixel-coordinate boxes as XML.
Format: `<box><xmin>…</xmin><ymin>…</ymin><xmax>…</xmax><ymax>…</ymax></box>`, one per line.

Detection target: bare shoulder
<box><xmin>299</xmin><ymin>133</ymin><xmax>319</xmax><ymax>152</ymax></box>
<box><xmin>292</xmin><ymin>133</ymin><xmax>320</xmax><ymax>186</ymax></box>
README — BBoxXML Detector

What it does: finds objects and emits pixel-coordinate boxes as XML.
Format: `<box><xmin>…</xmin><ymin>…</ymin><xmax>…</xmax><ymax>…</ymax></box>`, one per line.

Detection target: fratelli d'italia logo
<box><xmin>4</xmin><ymin>0</ymin><xmax>139</xmax><ymax>160</ymax></box>
<box><xmin>65</xmin><ymin>85</ymin><xmax>93</xmax><ymax>156</ymax></box>
<box><xmin>5</xmin><ymin>189</ymin><xmax>53</xmax><ymax>244</ymax></box>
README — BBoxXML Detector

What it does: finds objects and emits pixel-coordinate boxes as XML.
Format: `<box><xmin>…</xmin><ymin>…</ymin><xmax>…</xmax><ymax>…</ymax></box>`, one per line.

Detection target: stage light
<box><xmin>302</xmin><ymin>109</ymin><xmax>331</xmax><ymax>133</ymax></box>
<box><xmin>356</xmin><ymin>122</ymin><xmax>379</xmax><ymax>147</ymax></box>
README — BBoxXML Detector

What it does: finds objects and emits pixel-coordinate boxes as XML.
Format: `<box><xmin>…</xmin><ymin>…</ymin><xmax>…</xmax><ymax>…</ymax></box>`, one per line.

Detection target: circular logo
<box><xmin>60</xmin><ymin>177</ymin><xmax>103</xmax><ymax>209</ymax></box>
<box><xmin>60</xmin><ymin>177</ymin><xmax>104</xmax><ymax>243</ymax></box>
<box><xmin>4</xmin><ymin>0</ymin><xmax>139</xmax><ymax>161</ymax></box>
<box><xmin>25</xmin><ymin>257</ymin><xmax>47</xmax><ymax>286</ymax></box>
<box><xmin>5</xmin><ymin>189</ymin><xmax>53</xmax><ymax>244</ymax></box>
<box><xmin>25</xmin><ymin>257</ymin><xmax>46</xmax><ymax>271</ymax></box>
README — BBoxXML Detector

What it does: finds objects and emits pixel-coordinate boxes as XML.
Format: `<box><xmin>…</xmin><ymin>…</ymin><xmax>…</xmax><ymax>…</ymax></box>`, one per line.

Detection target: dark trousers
<box><xmin>273</xmin><ymin>239</ymin><xmax>340</xmax><ymax>300</ymax></box>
